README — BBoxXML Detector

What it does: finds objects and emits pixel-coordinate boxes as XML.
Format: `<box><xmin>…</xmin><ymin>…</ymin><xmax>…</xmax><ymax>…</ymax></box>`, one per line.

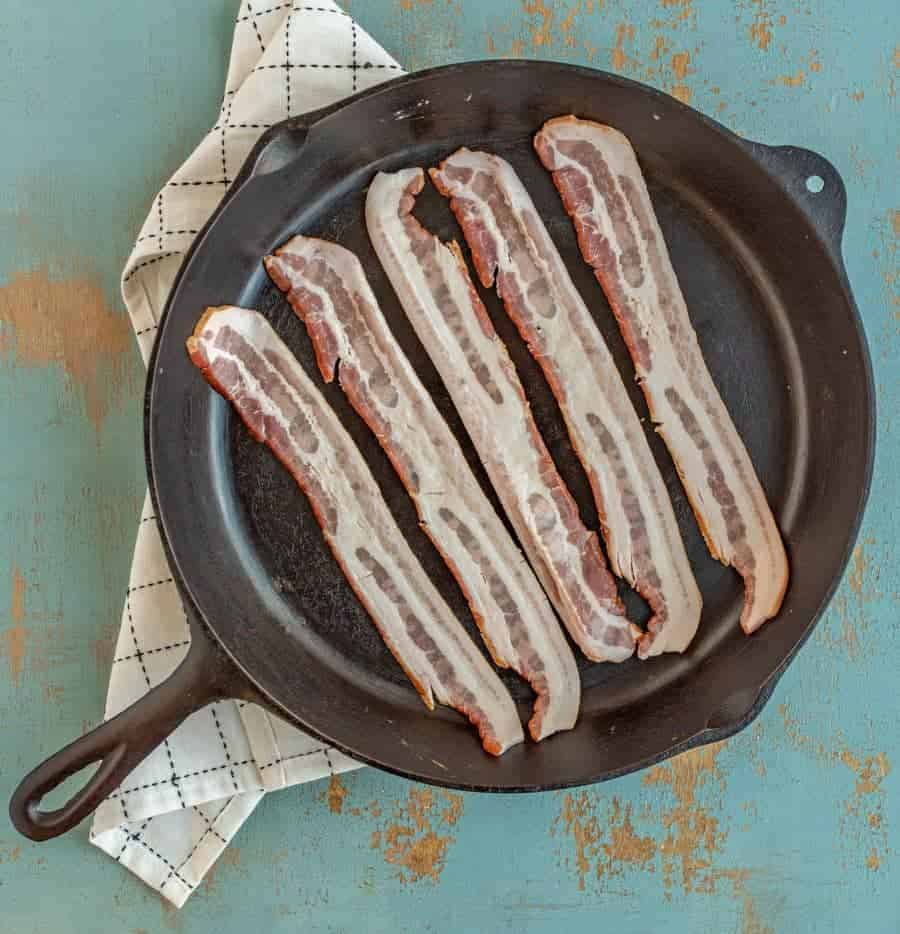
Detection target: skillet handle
<box><xmin>9</xmin><ymin>611</ymin><xmax>232</xmax><ymax>842</ymax></box>
<box><xmin>743</xmin><ymin>140</ymin><xmax>849</xmax><ymax>269</ymax></box>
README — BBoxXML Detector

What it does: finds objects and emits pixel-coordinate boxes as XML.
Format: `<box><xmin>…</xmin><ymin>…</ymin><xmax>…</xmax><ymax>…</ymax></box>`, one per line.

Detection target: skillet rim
<box><xmin>144</xmin><ymin>59</ymin><xmax>876</xmax><ymax>791</ymax></box>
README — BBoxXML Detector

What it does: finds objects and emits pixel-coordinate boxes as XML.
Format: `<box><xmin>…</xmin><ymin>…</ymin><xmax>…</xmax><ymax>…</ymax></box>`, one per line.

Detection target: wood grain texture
<box><xmin>1</xmin><ymin>1</ymin><xmax>897</xmax><ymax>931</ymax></box>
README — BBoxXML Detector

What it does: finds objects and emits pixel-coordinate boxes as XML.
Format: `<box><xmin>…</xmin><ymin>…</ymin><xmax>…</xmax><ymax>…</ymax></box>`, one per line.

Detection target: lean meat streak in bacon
<box><xmin>187</xmin><ymin>305</ymin><xmax>524</xmax><ymax>755</ymax></box>
<box><xmin>365</xmin><ymin>167</ymin><xmax>635</xmax><ymax>664</ymax></box>
<box><xmin>534</xmin><ymin>117</ymin><xmax>788</xmax><ymax>635</ymax></box>
<box><xmin>265</xmin><ymin>239</ymin><xmax>580</xmax><ymax>739</ymax></box>
<box><xmin>430</xmin><ymin>150</ymin><xmax>701</xmax><ymax>657</ymax></box>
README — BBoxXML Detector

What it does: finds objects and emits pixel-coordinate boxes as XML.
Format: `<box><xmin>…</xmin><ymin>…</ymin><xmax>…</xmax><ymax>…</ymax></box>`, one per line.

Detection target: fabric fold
<box><xmin>90</xmin><ymin>1</ymin><xmax>401</xmax><ymax>907</ymax></box>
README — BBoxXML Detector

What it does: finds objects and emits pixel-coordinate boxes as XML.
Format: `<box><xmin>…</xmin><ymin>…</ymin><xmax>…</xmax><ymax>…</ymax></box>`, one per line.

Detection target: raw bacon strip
<box><xmin>365</xmin><ymin>168</ymin><xmax>635</xmax><ymax>665</ymax></box>
<box><xmin>431</xmin><ymin>149</ymin><xmax>701</xmax><ymax>658</ymax></box>
<box><xmin>265</xmin><ymin>238</ymin><xmax>580</xmax><ymax>738</ymax></box>
<box><xmin>534</xmin><ymin>117</ymin><xmax>788</xmax><ymax>634</ymax></box>
<box><xmin>187</xmin><ymin>306</ymin><xmax>524</xmax><ymax>755</ymax></box>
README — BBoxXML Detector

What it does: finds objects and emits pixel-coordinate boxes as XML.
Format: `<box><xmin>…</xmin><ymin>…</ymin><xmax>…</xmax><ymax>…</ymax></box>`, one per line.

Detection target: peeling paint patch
<box><xmin>369</xmin><ymin>787</ymin><xmax>461</xmax><ymax>883</ymax></box>
<box><xmin>3</xmin><ymin>565</ymin><xmax>28</xmax><ymax>686</ymax></box>
<box><xmin>598</xmin><ymin>798</ymin><xmax>657</xmax><ymax>877</ymax></box>
<box><xmin>821</xmin><ymin>538</ymin><xmax>878</xmax><ymax>659</ymax></box>
<box><xmin>551</xmin><ymin>742</ymin><xmax>759</xmax><ymax>905</ymax></box>
<box><xmin>521</xmin><ymin>0</ymin><xmax>554</xmax><ymax>48</ymax></box>
<box><xmin>440</xmin><ymin>790</ymin><xmax>464</xmax><ymax>826</ymax></box>
<box><xmin>0</xmin><ymin>266</ymin><xmax>134</xmax><ymax>432</ymax></box>
<box><xmin>642</xmin><ymin>742</ymin><xmax>731</xmax><ymax>894</ymax></box>
<box><xmin>779</xmin><ymin>704</ymin><xmax>892</xmax><ymax>872</ymax></box>
<box><xmin>741</xmin><ymin>894</ymin><xmax>775</xmax><ymax>934</ymax></box>
<box><xmin>777</xmin><ymin>70</ymin><xmax>805</xmax><ymax>88</ymax></box>
<box><xmin>554</xmin><ymin>791</ymin><xmax>601</xmax><ymax>890</ymax></box>
<box><xmin>327</xmin><ymin>774</ymin><xmax>349</xmax><ymax>814</ymax></box>
<box><xmin>669</xmin><ymin>50</ymin><xmax>693</xmax><ymax>101</ymax></box>
<box><xmin>610</xmin><ymin>23</ymin><xmax>637</xmax><ymax>73</ymax></box>
<box><xmin>651</xmin><ymin>0</ymin><xmax>697</xmax><ymax>31</ymax></box>
<box><xmin>746</xmin><ymin>0</ymin><xmax>775</xmax><ymax>51</ymax></box>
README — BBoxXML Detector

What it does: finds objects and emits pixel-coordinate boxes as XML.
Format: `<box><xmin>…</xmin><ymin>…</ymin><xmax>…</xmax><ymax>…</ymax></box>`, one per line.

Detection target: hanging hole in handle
<box><xmin>806</xmin><ymin>174</ymin><xmax>825</xmax><ymax>194</ymax></box>
<box><xmin>41</xmin><ymin>761</ymin><xmax>105</xmax><ymax>811</ymax></box>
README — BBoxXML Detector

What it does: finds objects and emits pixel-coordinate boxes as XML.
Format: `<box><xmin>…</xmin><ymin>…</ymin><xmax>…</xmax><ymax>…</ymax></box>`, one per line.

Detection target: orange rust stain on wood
<box><xmin>777</xmin><ymin>70</ymin><xmax>805</xmax><ymax>87</ymax></box>
<box><xmin>660</xmin><ymin>0</ymin><xmax>693</xmax><ymax>20</ymax></box>
<box><xmin>0</xmin><ymin>266</ymin><xmax>133</xmax><ymax>432</ymax></box>
<box><xmin>93</xmin><ymin>624</ymin><xmax>119</xmax><ymax>671</ymax></box>
<box><xmin>845</xmin><ymin>751</ymin><xmax>891</xmax><ymax>800</ymax></box>
<box><xmin>327</xmin><ymin>773</ymin><xmax>349</xmax><ymax>814</ymax></box>
<box><xmin>741</xmin><ymin>894</ymin><xmax>775</xmax><ymax>934</ymax></box>
<box><xmin>522</xmin><ymin>0</ymin><xmax>554</xmax><ymax>48</ymax></box>
<box><xmin>611</xmin><ymin>23</ymin><xmax>637</xmax><ymax>72</ymax></box>
<box><xmin>866</xmin><ymin>848</ymin><xmax>881</xmax><ymax>871</ymax></box>
<box><xmin>553</xmin><ymin>746</ymin><xmax>755</xmax><ymax>901</ymax></box>
<box><xmin>384</xmin><ymin>828</ymin><xmax>451</xmax><ymax>882</ymax></box>
<box><xmin>890</xmin><ymin>209</ymin><xmax>900</xmax><ymax>239</ymax></box>
<box><xmin>42</xmin><ymin>682</ymin><xmax>64</xmax><ymax>704</ymax></box>
<box><xmin>748</xmin><ymin>0</ymin><xmax>774</xmax><ymax>51</ymax></box>
<box><xmin>440</xmin><ymin>790</ymin><xmax>464</xmax><ymax>826</ymax></box>
<box><xmin>651</xmin><ymin>0</ymin><xmax>695</xmax><ymax>30</ymax></box>
<box><xmin>651</xmin><ymin>35</ymin><xmax>669</xmax><ymax>61</ymax></box>
<box><xmin>0</xmin><ymin>843</ymin><xmax>22</xmax><ymax>864</ymax></box>
<box><xmin>555</xmin><ymin>791</ymin><xmax>601</xmax><ymax>890</ymax></box>
<box><xmin>642</xmin><ymin>742</ymin><xmax>731</xmax><ymax>894</ymax></box>
<box><xmin>670</xmin><ymin>50</ymin><xmax>693</xmax><ymax>102</ymax></box>
<box><xmin>559</xmin><ymin>4</ymin><xmax>579</xmax><ymax>48</ymax></box>
<box><xmin>370</xmin><ymin>786</ymin><xmax>459</xmax><ymax>884</ymax></box>
<box><xmin>598</xmin><ymin>798</ymin><xmax>657</xmax><ymax>877</ymax></box>
<box><xmin>3</xmin><ymin>566</ymin><xmax>28</xmax><ymax>687</ymax></box>
<box><xmin>780</xmin><ymin>703</ymin><xmax>891</xmax><ymax>868</ymax></box>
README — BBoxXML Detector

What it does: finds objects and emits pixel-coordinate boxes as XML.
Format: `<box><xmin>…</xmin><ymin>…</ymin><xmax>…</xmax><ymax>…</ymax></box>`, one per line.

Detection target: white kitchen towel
<box><xmin>89</xmin><ymin>1</ymin><xmax>403</xmax><ymax>907</ymax></box>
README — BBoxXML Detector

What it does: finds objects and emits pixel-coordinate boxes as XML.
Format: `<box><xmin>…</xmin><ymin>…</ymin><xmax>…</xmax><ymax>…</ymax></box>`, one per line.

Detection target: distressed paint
<box><xmin>2</xmin><ymin>0</ymin><xmax>899</xmax><ymax>932</ymax></box>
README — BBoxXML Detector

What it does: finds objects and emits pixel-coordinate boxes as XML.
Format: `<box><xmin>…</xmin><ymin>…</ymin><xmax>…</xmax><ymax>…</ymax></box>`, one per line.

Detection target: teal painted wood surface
<box><xmin>1</xmin><ymin>1</ymin><xmax>897</xmax><ymax>930</ymax></box>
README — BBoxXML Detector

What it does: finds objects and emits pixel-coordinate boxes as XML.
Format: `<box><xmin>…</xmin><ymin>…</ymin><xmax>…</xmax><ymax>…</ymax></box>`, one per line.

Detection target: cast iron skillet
<box><xmin>11</xmin><ymin>61</ymin><xmax>874</xmax><ymax>841</ymax></box>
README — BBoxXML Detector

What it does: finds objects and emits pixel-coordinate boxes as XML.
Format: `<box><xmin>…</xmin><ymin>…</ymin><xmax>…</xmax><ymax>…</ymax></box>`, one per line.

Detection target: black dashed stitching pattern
<box><xmin>127</xmin><ymin>576</ymin><xmax>174</xmax><ymax>594</ymax></box>
<box><xmin>193</xmin><ymin>805</ymin><xmax>230</xmax><ymax>846</ymax></box>
<box><xmin>141</xmin><ymin>836</ymin><xmax>196</xmax><ymax>892</ymax></box>
<box><xmin>220</xmin><ymin>96</ymin><xmax>233</xmax><ymax>185</ymax></box>
<box><xmin>351</xmin><ymin>18</ymin><xmax>358</xmax><ymax>92</ymax></box>
<box><xmin>244</xmin><ymin>0</ymin><xmax>267</xmax><ymax>52</ymax></box>
<box><xmin>253</xmin><ymin>62</ymin><xmax>399</xmax><ymax>72</ymax></box>
<box><xmin>108</xmin><ymin>759</ymin><xmax>256</xmax><ymax>799</ymax></box>
<box><xmin>156</xmin><ymin>193</ymin><xmax>164</xmax><ymax>251</ymax></box>
<box><xmin>167</xmin><ymin>179</ymin><xmax>228</xmax><ymax>187</ymax></box>
<box><xmin>161</xmin><ymin>800</ymin><xmax>232</xmax><ymax>891</ymax></box>
<box><xmin>211</xmin><ymin>705</ymin><xmax>241</xmax><ymax>793</ymax></box>
<box><xmin>113</xmin><ymin>639</ymin><xmax>191</xmax><ymax>665</ymax></box>
<box><xmin>115</xmin><ymin>819</ymin><xmax>150</xmax><ymax>861</ymax></box>
<box><xmin>123</xmin><ymin>251</ymin><xmax>183</xmax><ymax>284</ymax></box>
<box><xmin>236</xmin><ymin>1</ymin><xmax>288</xmax><ymax>20</ymax></box>
<box><xmin>284</xmin><ymin>9</ymin><xmax>292</xmax><ymax>116</ymax></box>
<box><xmin>259</xmin><ymin>747</ymin><xmax>326</xmax><ymax>770</ymax></box>
<box><xmin>135</xmin><ymin>324</ymin><xmax>158</xmax><ymax>337</ymax></box>
<box><xmin>135</xmin><ymin>229</ymin><xmax>199</xmax><ymax>243</ymax></box>
<box><xmin>126</xmin><ymin>590</ymin><xmax>186</xmax><ymax>810</ymax></box>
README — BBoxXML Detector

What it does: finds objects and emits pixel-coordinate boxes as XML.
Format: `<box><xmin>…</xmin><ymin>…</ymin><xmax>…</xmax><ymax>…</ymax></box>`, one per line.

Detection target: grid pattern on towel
<box><xmin>89</xmin><ymin>0</ymin><xmax>401</xmax><ymax>908</ymax></box>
